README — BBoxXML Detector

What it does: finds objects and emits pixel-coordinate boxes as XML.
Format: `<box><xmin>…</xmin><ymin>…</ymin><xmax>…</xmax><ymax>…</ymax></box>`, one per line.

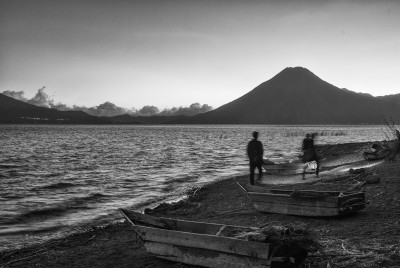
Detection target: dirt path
<box><xmin>260</xmin><ymin>158</ymin><xmax>384</xmax><ymax>185</ymax></box>
<box><xmin>261</xmin><ymin>142</ymin><xmax>384</xmax><ymax>186</ymax></box>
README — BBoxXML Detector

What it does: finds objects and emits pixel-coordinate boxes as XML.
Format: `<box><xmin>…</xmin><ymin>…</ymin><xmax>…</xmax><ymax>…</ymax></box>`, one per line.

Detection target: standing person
<box><xmin>247</xmin><ymin>131</ymin><xmax>264</xmax><ymax>185</ymax></box>
<box><xmin>301</xmin><ymin>133</ymin><xmax>320</xmax><ymax>180</ymax></box>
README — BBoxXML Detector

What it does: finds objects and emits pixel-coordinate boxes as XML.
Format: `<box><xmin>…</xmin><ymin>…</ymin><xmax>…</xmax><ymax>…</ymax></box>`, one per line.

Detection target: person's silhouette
<box><xmin>301</xmin><ymin>133</ymin><xmax>320</xmax><ymax>179</ymax></box>
<box><xmin>247</xmin><ymin>131</ymin><xmax>264</xmax><ymax>185</ymax></box>
<box><xmin>395</xmin><ymin>130</ymin><xmax>400</xmax><ymax>153</ymax></box>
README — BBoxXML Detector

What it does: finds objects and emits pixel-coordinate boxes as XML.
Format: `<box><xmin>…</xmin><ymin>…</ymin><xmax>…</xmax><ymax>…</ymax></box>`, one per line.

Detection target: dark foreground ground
<box><xmin>1</xmin><ymin>142</ymin><xmax>400</xmax><ymax>268</ymax></box>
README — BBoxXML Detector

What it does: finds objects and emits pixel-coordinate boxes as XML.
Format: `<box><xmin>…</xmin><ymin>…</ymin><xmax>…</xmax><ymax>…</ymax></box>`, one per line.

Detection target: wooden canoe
<box><xmin>263</xmin><ymin>162</ymin><xmax>316</xmax><ymax>175</ymax></box>
<box><xmin>237</xmin><ymin>182</ymin><xmax>367</xmax><ymax>217</ymax></box>
<box><xmin>119</xmin><ymin>208</ymin><xmax>289</xmax><ymax>268</ymax></box>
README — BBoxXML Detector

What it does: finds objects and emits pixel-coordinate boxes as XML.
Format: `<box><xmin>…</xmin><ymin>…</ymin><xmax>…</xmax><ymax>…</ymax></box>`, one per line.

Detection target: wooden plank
<box><xmin>248</xmin><ymin>193</ymin><xmax>338</xmax><ymax>208</ymax></box>
<box><xmin>290</xmin><ymin>191</ymin><xmax>336</xmax><ymax>199</ymax></box>
<box><xmin>263</xmin><ymin>163</ymin><xmax>304</xmax><ymax>169</ymax></box>
<box><xmin>216</xmin><ymin>225</ymin><xmax>227</xmax><ymax>236</ymax></box>
<box><xmin>253</xmin><ymin>201</ymin><xmax>339</xmax><ymax>217</ymax></box>
<box><xmin>144</xmin><ymin>241</ymin><xmax>271</xmax><ymax>268</ymax></box>
<box><xmin>339</xmin><ymin>192</ymin><xmax>365</xmax><ymax>200</ymax></box>
<box><xmin>263</xmin><ymin>168</ymin><xmax>305</xmax><ymax>175</ymax></box>
<box><xmin>242</xmin><ymin>183</ymin><xmax>342</xmax><ymax>196</ymax></box>
<box><xmin>119</xmin><ymin>208</ymin><xmax>176</xmax><ymax>230</ymax></box>
<box><xmin>120</xmin><ymin>208</ymin><xmax>258</xmax><ymax>235</ymax></box>
<box><xmin>134</xmin><ymin>225</ymin><xmax>270</xmax><ymax>259</ymax></box>
<box><xmin>338</xmin><ymin>202</ymin><xmax>367</xmax><ymax>215</ymax></box>
<box><xmin>236</xmin><ymin>182</ymin><xmax>250</xmax><ymax>198</ymax></box>
<box><xmin>172</xmin><ymin>218</ymin><xmax>228</xmax><ymax>235</ymax></box>
<box><xmin>338</xmin><ymin>192</ymin><xmax>366</xmax><ymax>210</ymax></box>
<box><xmin>272</xmin><ymin>189</ymin><xmax>341</xmax><ymax>197</ymax></box>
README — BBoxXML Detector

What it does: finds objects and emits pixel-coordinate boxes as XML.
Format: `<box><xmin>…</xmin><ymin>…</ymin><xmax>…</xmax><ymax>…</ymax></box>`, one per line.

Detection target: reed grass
<box><xmin>381</xmin><ymin>116</ymin><xmax>399</xmax><ymax>141</ymax></box>
<box><xmin>283</xmin><ymin>130</ymin><xmax>347</xmax><ymax>137</ymax></box>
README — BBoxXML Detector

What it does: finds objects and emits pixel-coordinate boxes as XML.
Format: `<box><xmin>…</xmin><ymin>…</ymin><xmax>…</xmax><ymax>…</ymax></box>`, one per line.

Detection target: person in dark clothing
<box><xmin>301</xmin><ymin>133</ymin><xmax>320</xmax><ymax>180</ymax></box>
<box><xmin>395</xmin><ymin>130</ymin><xmax>400</xmax><ymax>153</ymax></box>
<box><xmin>247</xmin><ymin>131</ymin><xmax>264</xmax><ymax>185</ymax></box>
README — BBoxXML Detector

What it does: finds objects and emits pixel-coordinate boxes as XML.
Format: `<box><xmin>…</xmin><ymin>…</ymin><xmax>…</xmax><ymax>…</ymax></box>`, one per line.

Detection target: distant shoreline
<box><xmin>0</xmin><ymin>122</ymin><xmax>385</xmax><ymax>126</ymax></box>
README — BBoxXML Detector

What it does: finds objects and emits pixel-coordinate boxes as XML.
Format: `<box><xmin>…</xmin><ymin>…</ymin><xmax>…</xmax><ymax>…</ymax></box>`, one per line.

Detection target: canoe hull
<box><xmin>237</xmin><ymin>183</ymin><xmax>366</xmax><ymax>217</ymax></box>
<box><xmin>144</xmin><ymin>242</ymin><xmax>271</xmax><ymax>268</ymax></box>
<box><xmin>119</xmin><ymin>209</ymin><xmax>273</xmax><ymax>268</ymax></box>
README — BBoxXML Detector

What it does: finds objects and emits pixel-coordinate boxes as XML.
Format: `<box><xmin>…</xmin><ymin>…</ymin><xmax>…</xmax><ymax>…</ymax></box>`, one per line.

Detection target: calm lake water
<box><xmin>0</xmin><ymin>124</ymin><xmax>386</xmax><ymax>251</ymax></box>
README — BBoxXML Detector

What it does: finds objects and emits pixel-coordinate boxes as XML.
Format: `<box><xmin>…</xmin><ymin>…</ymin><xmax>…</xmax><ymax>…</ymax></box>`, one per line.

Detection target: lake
<box><xmin>0</xmin><ymin>124</ymin><xmax>386</xmax><ymax>251</ymax></box>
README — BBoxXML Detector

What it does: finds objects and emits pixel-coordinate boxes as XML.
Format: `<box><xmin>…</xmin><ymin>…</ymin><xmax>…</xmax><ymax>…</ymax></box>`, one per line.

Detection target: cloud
<box><xmin>27</xmin><ymin>86</ymin><xmax>52</xmax><ymax>107</ymax></box>
<box><xmin>2</xmin><ymin>90</ymin><xmax>28</xmax><ymax>102</ymax></box>
<box><xmin>2</xmin><ymin>88</ymin><xmax>213</xmax><ymax>117</ymax></box>
<box><xmin>160</xmin><ymin>103</ymin><xmax>213</xmax><ymax>116</ymax></box>
<box><xmin>73</xmin><ymin>102</ymin><xmax>133</xmax><ymax>117</ymax></box>
<box><xmin>135</xmin><ymin>106</ymin><xmax>160</xmax><ymax>116</ymax></box>
<box><xmin>3</xmin><ymin>87</ymin><xmax>57</xmax><ymax>108</ymax></box>
<box><xmin>51</xmin><ymin>103</ymin><xmax>70</xmax><ymax>111</ymax></box>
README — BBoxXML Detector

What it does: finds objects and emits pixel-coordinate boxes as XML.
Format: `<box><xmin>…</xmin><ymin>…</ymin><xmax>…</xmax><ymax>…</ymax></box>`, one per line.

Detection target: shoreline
<box><xmin>0</xmin><ymin>170</ymin><xmax>251</xmax><ymax>254</ymax></box>
<box><xmin>1</xmin><ymin>141</ymin><xmax>400</xmax><ymax>267</ymax></box>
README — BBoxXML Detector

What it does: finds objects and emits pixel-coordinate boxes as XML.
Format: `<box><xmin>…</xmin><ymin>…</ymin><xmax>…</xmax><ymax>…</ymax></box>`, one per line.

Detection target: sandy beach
<box><xmin>1</xmin><ymin>141</ymin><xmax>400</xmax><ymax>268</ymax></box>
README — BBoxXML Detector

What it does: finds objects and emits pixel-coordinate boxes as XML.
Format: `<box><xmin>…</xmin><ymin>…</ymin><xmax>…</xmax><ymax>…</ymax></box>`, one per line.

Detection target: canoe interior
<box><xmin>119</xmin><ymin>208</ymin><xmax>258</xmax><ymax>235</ymax></box>
<box><xmin>263</xmin><ymin>162</ymin><xmax>304</xmax><ymax>169</ymax></box>
<box><xmin>237</xmin><ymin>182</ymin><xmax>366</xmax><ymax>217</ymax></box>
<box><xmin>263</xmin><ymin>162</ymin><xmax>315</xmax><ymax>175</ymax></box>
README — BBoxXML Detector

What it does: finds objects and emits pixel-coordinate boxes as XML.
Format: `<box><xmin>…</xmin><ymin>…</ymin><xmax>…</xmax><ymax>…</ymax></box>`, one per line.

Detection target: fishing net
<box><xmin>219</xmin><ymin>223</ymin><xmax>322</xmax><ymax>266</ymax></box>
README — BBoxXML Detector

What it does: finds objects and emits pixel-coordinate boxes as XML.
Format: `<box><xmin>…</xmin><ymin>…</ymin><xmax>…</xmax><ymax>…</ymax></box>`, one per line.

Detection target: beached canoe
<box><xmin>119</xmin><ymin>208</ymin><xmax>296</xmax><ymax>268</ymax></box>
<box><xmin>263</xmin><ymin>161</ymin><xmax>316</xmax><ymax>175</ymax></box>
<box><xmin>237</xmin><ymin>182</ymin><xmax>367</xmax><ymax>217</ymax></box>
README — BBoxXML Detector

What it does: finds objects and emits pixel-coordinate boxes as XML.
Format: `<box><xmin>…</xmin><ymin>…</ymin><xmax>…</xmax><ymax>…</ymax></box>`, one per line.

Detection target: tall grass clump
<box><xmin>283</xmin><ymin>130</ymin><xmax>347</xmax><ymax>138</ymax></box>
<box><xmin>381</xmin><ymin>116</ymin><xmax>399</xmax><ymax>140</ymax></box>
<box><xmin>381</xmin><ymin>116</ymin><xmax>400</xmax><ymax>154</ymax></box>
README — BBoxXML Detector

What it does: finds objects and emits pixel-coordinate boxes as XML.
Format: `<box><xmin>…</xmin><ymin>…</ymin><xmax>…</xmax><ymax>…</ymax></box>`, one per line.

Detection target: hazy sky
<box><xmin>1</xmin><ymin>0</ymin><xmax>399</xmax><ymax>109</ymax></box>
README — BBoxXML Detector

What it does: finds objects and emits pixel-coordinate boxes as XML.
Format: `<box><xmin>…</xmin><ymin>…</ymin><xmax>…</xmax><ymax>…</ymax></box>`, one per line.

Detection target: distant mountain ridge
<box><xmin>173</xmin><ymin>67</ymin><xmax>400</xmax><ymax>124</ymax></box>
<box><xmin>0</xmin><ymin>93</ymin><xmax>112</xmax><ymax>124</ymax></box>
<box><xmin>377</xmin><ymin>93</ymin><xmax>400</xmax><ymax>105</ymax></box>
<box><xmin>1</xmin><ymin>67</ymin><xmax>399</xmax><ymax>124</ymax></box>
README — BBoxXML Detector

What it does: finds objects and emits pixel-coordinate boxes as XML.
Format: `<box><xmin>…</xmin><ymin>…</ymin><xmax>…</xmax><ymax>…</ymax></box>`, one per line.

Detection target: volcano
<box><xmin>175</xmin><ymin>67</ymin><xmax>400</xmax><ymax>124</ymax></box>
